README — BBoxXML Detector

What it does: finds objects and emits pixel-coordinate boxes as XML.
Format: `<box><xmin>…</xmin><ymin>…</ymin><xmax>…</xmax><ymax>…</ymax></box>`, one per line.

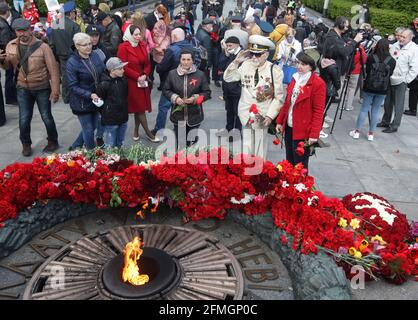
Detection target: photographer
<box><xmin>319</xmin><ymin>17</ymin><xmax>363</xmax><ymax>103</ymax></box>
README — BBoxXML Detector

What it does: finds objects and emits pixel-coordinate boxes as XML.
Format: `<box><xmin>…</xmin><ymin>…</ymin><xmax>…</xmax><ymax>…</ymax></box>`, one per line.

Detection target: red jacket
<box><xmin>117</xmin><ymin>41</ymin><xmax>152</xmax><ymax>113</ymax></box>
<box><xmin>351</xmin><ymin>46</ymin><xmax>366</xmax><ymax>75</ymax></box>
<box><xmin>276</xmin><ymin>72</ymin><xmax>326</xmax><ymax>140</ymax></box>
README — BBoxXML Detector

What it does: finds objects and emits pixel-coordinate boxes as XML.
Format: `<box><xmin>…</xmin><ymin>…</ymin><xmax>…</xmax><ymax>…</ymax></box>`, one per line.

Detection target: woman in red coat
<box><xmin>276</xmin><ymin>52</ymin><xmax>325</xmax><ymax>170</ymax></box>
<box><xmin>117</xmin><ymin>25</ymin><xmax>159</xmax><ymax>142</ymax></box>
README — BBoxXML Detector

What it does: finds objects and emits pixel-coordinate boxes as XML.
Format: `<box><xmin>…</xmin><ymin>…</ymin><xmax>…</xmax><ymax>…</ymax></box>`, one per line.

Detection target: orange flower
<box><xmin>67</xmin><ymin>160</ymin><xmax>76</xmax><ymax>167</ymax></box>
<box><xmin>74</xmin><ymin>183</ymin><xmax>84</xmax><ymax>191</ymax></box>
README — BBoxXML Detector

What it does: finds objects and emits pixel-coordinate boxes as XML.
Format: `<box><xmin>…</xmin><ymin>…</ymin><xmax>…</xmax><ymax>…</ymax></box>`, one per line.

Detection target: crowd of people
<box><xmin>0</xmin><ymin>0</ymin><xmax>416</xmax><ymax>172</ymax></box>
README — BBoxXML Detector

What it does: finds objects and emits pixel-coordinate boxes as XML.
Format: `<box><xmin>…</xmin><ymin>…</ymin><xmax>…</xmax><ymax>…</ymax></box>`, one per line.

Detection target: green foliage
<box><xmin>305</xmin><ymin>0</ymin><xmax>415</xmax><ymax>35</ymax></box>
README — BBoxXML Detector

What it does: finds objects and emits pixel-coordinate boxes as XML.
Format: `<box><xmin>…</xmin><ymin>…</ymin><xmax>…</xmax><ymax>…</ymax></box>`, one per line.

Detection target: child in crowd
<box><xmin>95</xmin><ymin>57</ymin><xmax>129</xmax><ymax>148</ymax></box>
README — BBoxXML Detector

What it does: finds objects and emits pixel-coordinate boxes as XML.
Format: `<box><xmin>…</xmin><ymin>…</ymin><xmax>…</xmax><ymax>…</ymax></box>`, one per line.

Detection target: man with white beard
<box><xmin>223</xmin><ymin>35</ymin><xmax>284</xmax><ymax>159</ymax></box>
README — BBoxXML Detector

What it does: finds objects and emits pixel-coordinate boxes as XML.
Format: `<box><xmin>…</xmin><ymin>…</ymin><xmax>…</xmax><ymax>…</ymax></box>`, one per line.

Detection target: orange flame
<box><xmin>122</xmin><ymin>237</ymin><xmax>149</xmax><ymax>286</ymax></box>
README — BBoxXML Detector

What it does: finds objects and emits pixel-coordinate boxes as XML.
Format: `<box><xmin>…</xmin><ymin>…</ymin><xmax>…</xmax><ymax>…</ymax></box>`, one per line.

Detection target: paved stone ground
<box><xmin>0</xmin><ymin>0</ymin><xmax>417</xmax><ymax>299</ymax></box>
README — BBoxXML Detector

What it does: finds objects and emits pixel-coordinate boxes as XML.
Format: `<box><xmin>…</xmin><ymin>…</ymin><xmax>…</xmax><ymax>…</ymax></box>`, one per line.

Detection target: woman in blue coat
<box><xmin>67</xmin><ymin>32</ymin><xmax>106</xmax><ymax>150</ymax></box>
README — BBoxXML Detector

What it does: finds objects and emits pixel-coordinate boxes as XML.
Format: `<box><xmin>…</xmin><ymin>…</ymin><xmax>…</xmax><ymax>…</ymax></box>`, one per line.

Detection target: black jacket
<box><xmin>219</xmin><ymin>50</ymin><xmax>241</xmax><ymax>97</ymax></box>
<box><xmin>145</xmin><ymin>13</ymin><xmax>158</xmax><ymax>31</ymax></box>
<box><xmin>163</xmin><ymin>67</ymin><xmax>211</xmax><ymax>126</ymax></box>
<box><xmin>102</xmin><ymin>21</ymin><xmax>122</xmax><ymax>57</ymax></box>
<box><xmin>196</xmin><ymin>26</ymin><xmax>213</xmax><ymax>66</ymax></box>
<box><xmin>322</xmin><ymin>29</ymin><xmax>358</xmax><ymax>76</ymax></box>
<box><xmin>95</xmin><ymin>73</ymin><xmax>128</xmax><ymax>126</ymax></box>
<box><xmin>156</xmin><ymin>40</ymin><xmax>194</xmax><ymax>87</ymax></box>
<box><xmin>0</xmin><ymin>16</ymin><xmax>15</xmax><ymax>50</ymax></box>
<box><xmin>50</xmin><ymin>16</ymin><xmax>80</xmax><ymax>59</ymax></box>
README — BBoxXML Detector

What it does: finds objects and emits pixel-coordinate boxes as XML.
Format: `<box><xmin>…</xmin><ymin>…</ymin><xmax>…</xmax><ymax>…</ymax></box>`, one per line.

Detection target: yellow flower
<box><xmin>46</xmin><ymin>155</ymin><xmax>56</xmax><ymax>165</ymax></box>
<box><xmin>338</xmin><ymin>218</ymin><xmax>348</xmax><ymax>228</ymax></box>
<box><xmin>359</xmin><ymin>240</ymin><xmax>368</xmax><ymax>251</ymax></box>
<box><xmin>67</xmin><ymin>160</ymin><xmax>76</xmax><ymax>167</ymax></box>
<box><xmin>354</xmin><ymin>251</ymin><xmax>363</xmax><ymax>259</ymax></box>
<box><xmin>74</xmin><ymin>183</ymin><xmax>84</xmax><ymax>191</ymax></box>
<box><xmin>349</xmin><ymin>247</ymin><xmax>357</xmax><ymax>256</ymax></box>
<box><xmin>277</xmin><ymin>164</ymin><xmax>283</xmax><ymax>172</ymax></box>
<box><xmin>371</xmin><ymin>235</ymin><xmax>386</xmax><ymax>245</ymax></box>
<box><xmin>350</xmin><ymin>218</ymin><xmax>361</xmax><ymax>230</ymax></box>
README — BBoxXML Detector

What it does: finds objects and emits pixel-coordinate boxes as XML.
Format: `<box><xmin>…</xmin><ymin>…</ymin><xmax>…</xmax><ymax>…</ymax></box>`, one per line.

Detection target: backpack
<box><xmin>189</xmin><ymin>35</ymin><xmax>208</xmax><ymax>68</ymax></box>
<box><xmin>364</xmin><ymin>55</ymin><xmax>392</xmax><ymax>92</ymax></box>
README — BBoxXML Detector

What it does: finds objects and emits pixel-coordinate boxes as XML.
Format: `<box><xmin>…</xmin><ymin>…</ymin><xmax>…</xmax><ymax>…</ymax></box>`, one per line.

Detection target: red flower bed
<box><xmin>0</xmin><ymin>149</ymin><xmax>416</xmax><ymax>284</ymax></box>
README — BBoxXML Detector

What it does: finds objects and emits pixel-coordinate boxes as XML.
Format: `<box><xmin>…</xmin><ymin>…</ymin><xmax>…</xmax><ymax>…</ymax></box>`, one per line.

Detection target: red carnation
<box><xmin>295</xmin><ymin>143</ymin><xmax>305</xmax><ymax>156</ymax></box>
<box><xmin>249</xmin><ymin>104</ymin><xmax>258</xmax><ymax>114</ymax></box>
<box><xmin>196</xmin><ymin>95</ymin><xmax>204</xmax><ymax>105</ymax></box>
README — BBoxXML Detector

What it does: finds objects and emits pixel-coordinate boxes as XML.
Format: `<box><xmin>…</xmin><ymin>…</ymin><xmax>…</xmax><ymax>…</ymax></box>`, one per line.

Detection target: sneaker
<box><xmin>322</xmin><ymin>122</ymin><xmax>330</xmax><ymax>129</ymax></box>
<box><xmin>367</xmin><ymin>133</ymin><xmax>374</xmax><ymax>141</ymax></box>
<box><xmin>344</xmin><ymin>106</ymin><xmax>354</xmax><ymax>111</ymax></box>
<box><xmin>319</xmin><ymin>130</ymin><xmax>328</xmax><ymax>139</ymax></box>
<box><xmin>146</xmin><ymin>134</ymin><xmax>161</xmax><ymax>143</ymax></box>
<box><xmin>349</xmin><ymin>130</ymin><xmax>360</xmax><ymax>139</ymax></box>
<box><xmin>42</xmin><ymin>141</ymin><xmax>59</xmax><ymax>152</ymax></box>
<box><xmin>22</xmin><ymin>144</ymin><xmax>32</xmax><ymax>157</ymax></box>
<box><xmin>324</xmin><ymin>115</ymin><xmax>333</xmax><ymax>123</ymax></box>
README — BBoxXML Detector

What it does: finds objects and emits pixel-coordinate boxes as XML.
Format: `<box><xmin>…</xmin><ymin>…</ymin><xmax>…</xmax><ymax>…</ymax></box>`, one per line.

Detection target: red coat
<box><xmin>276</xmin><ymin>72</ymin><xmax>326</xmax><ymax>140</ymax></box>
<box><xmin>117</xmin><ymin>41</ymin><xmax>152</xmax><ymax>113</ymax></box>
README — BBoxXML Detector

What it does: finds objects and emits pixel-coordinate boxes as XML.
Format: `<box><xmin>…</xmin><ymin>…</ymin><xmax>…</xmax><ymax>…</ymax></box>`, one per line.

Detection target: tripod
<box><xmin>329</xmin><ymin>44</ymin><xmax>363</xmax><ymax>134</ymax></box>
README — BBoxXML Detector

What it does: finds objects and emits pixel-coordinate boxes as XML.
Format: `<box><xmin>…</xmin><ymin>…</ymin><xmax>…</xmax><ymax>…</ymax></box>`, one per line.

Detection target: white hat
<box><xmin>248</xmin><ymin>35</ymin><xmax>275</xmax><ymax>53</ymax></box>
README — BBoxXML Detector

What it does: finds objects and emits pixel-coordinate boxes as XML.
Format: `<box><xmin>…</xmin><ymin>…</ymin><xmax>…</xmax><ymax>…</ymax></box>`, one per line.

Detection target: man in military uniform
<box><xmin>223</xmin><ymin>35</ymin><xmax>284</xmax><ymax>159</ymax></box>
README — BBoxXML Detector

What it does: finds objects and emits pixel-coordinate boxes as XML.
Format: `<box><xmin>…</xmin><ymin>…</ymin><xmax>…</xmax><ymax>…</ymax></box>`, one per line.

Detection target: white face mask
<box><xmin>227</xmin><ymin>47</ymin><xmax>239</xmax><ymax>55</ymax></box>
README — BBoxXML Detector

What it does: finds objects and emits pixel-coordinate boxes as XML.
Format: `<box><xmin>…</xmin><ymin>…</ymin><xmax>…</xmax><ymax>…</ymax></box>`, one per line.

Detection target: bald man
<box><xmin>153</xmin><ymin>28</ymin><xmax>194</xmax><ymax>134</ymax></box>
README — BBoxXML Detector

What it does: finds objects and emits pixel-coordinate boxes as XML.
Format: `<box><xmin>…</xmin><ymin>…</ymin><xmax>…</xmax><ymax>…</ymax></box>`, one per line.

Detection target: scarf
<box><xmin>176</xmin><ymin>64</ymin><xmax>197</xmax><ymax>76</ymax></box>
<box><xmin>287</xmin><ymin>71</ymin><xmax>312</xmax><ymax>127</ymax></box>
<box><xmin>123</xmin><ymin>27</ymin><xmax>139</xmax><ymax>47</ymax></box>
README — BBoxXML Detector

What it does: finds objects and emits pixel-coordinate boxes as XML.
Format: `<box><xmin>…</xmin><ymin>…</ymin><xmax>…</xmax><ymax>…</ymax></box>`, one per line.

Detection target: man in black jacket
<box><xmin>97</xmin><ymin>11</ymin><xmax>122</xmax><ymax>57</ymax></box>
<box><xmin>50</xmin><ymin>1</ymin><xmax>80</xmax><ymax>104</ymax></box>
<box><xmin>320</xmin><ymin>16</ymin><xmax>363</xmax><ymax>103</ymax></box>
<box><xmin>0</xmin><ymin>2</ymin><xmax>17</xmax><ymax>107</ymax></box>
<box><xmin>322</xmin><ymin>17</ymin><xmax>363</xmax><ymax>76</ymax></box>
<box><xmin>219</xmin><ymin>36</ymin><xmax>242</xmax><ymax>135</ymax></box>
<box><xmin>196</xmin><ymin>18</ymin><xmax>214</xmax><ymax>82</ymax></box>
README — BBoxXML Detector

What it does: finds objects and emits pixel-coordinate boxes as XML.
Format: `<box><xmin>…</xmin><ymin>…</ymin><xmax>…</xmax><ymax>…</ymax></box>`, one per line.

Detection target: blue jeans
<box><xmin>355</xmin><ymin>92</ymin><xmax>386</xmax><ymax>133</ymax></box>
<box><xmin>13</xmin><ymin>0</ymin><xmax>24</xmax><ymax>13</ymax></box>
<box><xmin>154</xmin><ymin>93</ymin><xmax>171</xmax><ymax>132</ymax></box>
<box><xmin>71</xmin><ymin>113</ymin><xmax>103</xmax><ymax>148</ymax></box>
<box><xmin>104</xmin><ymin>122</ymin><xmax>128</xmax><ymax>148</ymax></box>
<box><xmin>72</xmin><ymin>112</ymin><xmax>100</xmax><ymax>150</ymax></box>
<box><xmin>17</xmin><ymin>87</ymin><xmax>58</xmax><ymax>145</ymax></box>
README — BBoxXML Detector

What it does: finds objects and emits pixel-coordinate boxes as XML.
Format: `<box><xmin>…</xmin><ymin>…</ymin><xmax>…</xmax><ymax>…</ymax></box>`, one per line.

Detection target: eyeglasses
<box><xmin>250</xmin><ymin>52</ymin><xmax>264</xmax><ymax>57</ymax></box>
<box><xmin>77</xmin><ymin>43</ymin><xmax>92</xmax><ymax>47</ymax></box>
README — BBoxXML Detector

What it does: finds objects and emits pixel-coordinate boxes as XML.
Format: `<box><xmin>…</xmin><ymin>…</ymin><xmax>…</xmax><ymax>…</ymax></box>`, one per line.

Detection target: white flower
<box><xmin>282</xmin><ymin>181</ymin><xmax>290</xmax><ymax>188</ymax></box>
<box><xmin>352</xmin><ymin>194</ymin><xmax>398</xmax><ymax>226</ymax></box>
<box><xmin>308</xmin><ymin>196</ymin><xmax>319</xmax><ymax>206</ymax></box>
<box><xmin>295</xmin><ymin>183</ymin><xmax>307</xmax><ymax>192</ymax></box>
<box><xmin>230</xmin><ymin>193</ymin><xmax>255</xmax><ymax>204</ymax></box>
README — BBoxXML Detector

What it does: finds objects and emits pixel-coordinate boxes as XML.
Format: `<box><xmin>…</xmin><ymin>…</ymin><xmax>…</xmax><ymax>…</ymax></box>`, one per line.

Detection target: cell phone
<box><xmin>138</xmin><ymin>80</ymin><xmax>148</xmax><ymax>88</ymax></box>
